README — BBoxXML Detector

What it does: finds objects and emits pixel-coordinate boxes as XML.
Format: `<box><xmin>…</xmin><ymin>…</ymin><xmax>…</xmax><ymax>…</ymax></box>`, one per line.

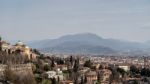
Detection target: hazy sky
<box><xmin>0</xmin><ymin>0</ymin><xmax>150</xmax><ymax>43</ymax></box>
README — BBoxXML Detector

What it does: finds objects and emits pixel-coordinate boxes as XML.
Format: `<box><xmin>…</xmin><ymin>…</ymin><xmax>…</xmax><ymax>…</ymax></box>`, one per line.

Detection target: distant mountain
<box><xmin>28</xmin><ymin>33</ymin><xmax>150</xmax><ymax>54</ymax></box>
<box><xmin>41</xmin><ymin>41</ymin><xmax>116</xmax><ymax>54</ymax></box>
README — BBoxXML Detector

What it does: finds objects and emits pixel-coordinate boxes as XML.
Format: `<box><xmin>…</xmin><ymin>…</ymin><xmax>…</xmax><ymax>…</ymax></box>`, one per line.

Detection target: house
<box><xmin>45</xmin><ymin>71</ymin><xmax>56</xmax><ymax>78</ymax></box>
<box><xmin>45</xmin><ymin>69</ymin><xmax>64</xmax><ymax>80</ymax></box>
<box><xmin>91</xmin><ymin>63</ymin><xmax>100</xmax><ymax>70</ymax></box>
<box><xmin>56</xmin><ymin>65</ymin><xmax>68</xmax><ymax>71</ymax></box>
<box><xmin>118</xmin><ymin>64</ymin><xmax>130</xmax><ymax>72</ymax></box>
<box><xmin>79</xmin><ymin>67</ymin><xmax>90</xmax><ymax>76</ymax></box>
<box><xmin>0</xmin><ymin>41</ymin><xmax>10</xmax><ymax>52</ymax></box>
<box><xmin>12</xmin><ymin>41</ymin><xmax>30</xmax><ymax>56</ymax></box>
<box><xmin>86</xmin><ymin>71</ymin><xmax>97</xmax><ymax>84</ymax></box>
<box><xmin>98</xmin><ymin>69</ymin><xmax>112</xmax><ymax>84</ymax></box>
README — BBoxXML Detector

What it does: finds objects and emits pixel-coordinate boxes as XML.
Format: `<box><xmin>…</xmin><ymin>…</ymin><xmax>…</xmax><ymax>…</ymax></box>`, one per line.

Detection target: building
<box><xmin>45</xmin><ymin>69</ymin><xmax>64</xmax><ymax>80</ymax></box>
<box><xmin>98</xmin><ymin>69</ymin><xmax>112</xmax><ymax>84</ymax></box>
<box><xmin>118</xmin><ymin>64</ymin><xmax>130</xmax><ymax>72</ymax></box>
<box><xmin>11</xmin><ymin>41</ymin><xmax>37</xmax><ymax>60</ymax></box>
<box><xmin>0</xmin><ymin>38</ymin><xmax>37</xmax><ymax>60</ymax></box>
<box><xmin>45</xmin><ymin>71</ymin><xmax>57</xmax><ymax>78</ymax></box>
<box><xmin>56</xmin><ymin>65</ymin><xmax>68</xmax><ymax>71</ymax></box>
<box><xmin>0</xmin><ymin>41</ymin><xmax>10</xmax><ymax>52</ymax></box>
<box><xmin>86</xmin><ymin>71</ymin><xmax>97</xmax><ymax>84</ymax></box>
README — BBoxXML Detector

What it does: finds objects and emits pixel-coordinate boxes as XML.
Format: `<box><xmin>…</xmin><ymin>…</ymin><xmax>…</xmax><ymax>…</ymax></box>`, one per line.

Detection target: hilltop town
<box><xmin>0</xmin><ymin>37</ymin><xmax>150</xmax><ymax>84</ymax></box>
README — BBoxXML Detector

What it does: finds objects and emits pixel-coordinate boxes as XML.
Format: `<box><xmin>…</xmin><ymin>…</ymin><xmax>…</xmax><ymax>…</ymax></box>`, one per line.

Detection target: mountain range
<box><xmin>28</xmin><ymin>33</ymin><xmax>150</xmax><ymax>55</ymax></box>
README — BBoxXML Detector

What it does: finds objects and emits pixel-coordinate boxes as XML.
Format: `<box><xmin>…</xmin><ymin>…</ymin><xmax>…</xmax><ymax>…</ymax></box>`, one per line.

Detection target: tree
<box><xmin>3</xmin><ymin>66</ymin><xmax>16</xmax><ymax>82</ymax></box>
<box><xmin>84</xmin><ymin>76</ymin><xmax>87</xmax><ymax>83</ymax></box>
<box><xmin>84</xmin><ymin>59</ymin><xmax>92</xmax><ymax>68</ymax></box>
<box><xmin>141</xmin><ymin>68</ymin><xmax>150</xmax><ymax>77</ymax></box>
<box><xmin>51</xmin><ymin>77</ymin><xmax>57</xmax><ymax>84</ymax></box>
<box><xmin>74</xmin><ymin>76</ymin><xmax>78</xmax><ymax>84</ymax></box>
<box><xmin>44</xmin><ymin>64</ymin><xmax>50</xmax><ymax>71</ymax></box>
<box><xmin>70</xmin><ymin>56</ymin><xmax>73</xmax><ymax>65</ymax></box>
<box><xmin>0</xmin><ymin>36</ymin><xmax>1</xmax><ymax>41</ymax></box>
<box><xmin>73</xmin><ymin>59</ymin><xmax>79</xmax><ymax>73</ymax></box>
<box><xmin>132</xmin><ymin>80</ymin><xmax>139</xmax><ymax>84</ymax></box>
<box><xmin>109</xmin><ymin>68</ymin><xmax>120</xmax><ymax>83</ymax></box>
<box><xmin>0</xmin><ymin>36</ymin><xmax>2</xmax><ymax>51</ymax></box>
<box><xmin>0</xmin><ymin>43</ymin><xmax>2</xmax><ymax>51</ymax></box>
<box><xmin>57</xmin><ymin>76</ymin><xmax>60</xmax><ymax>84</ymax></box>
<box><xmin>99</xmin><ymin>65</ymin><xmax>104</xmax><ymax>70</ymax></box>
<box><xmin>51</xmin><ymin>57</ymin><xmax>55</xmax><ymax>69</ymax></box>
<box><xmin>73</xmin><ymin>58</ymin><xmax>80</xmax><ymax>84</ymax></box>
<box><xmin>117</xmin><ymin>67</ymin><xmax>126</xmax><ymax>77</ymax></box>
<box><xmin>56</xmin><ymin>58</ymin><xmax>64</xmax><ymax>65</ymax></box>
<box><xmin>80</xmin><ymin>76</ymin><xmax>84</xmax><ymax>84</ymax></box>
<box><xmin>97</xmin><ymin>72</ymin><xmax>101</xmax><ymax>83</ymax></box>
<box><xmin>130</xmin><ymin>65</ymin><xmax>139</xmax><ymax>75</ymax></box>
<box><xmin>41</xmin><ymin>79</ymin><xmax>51</xmax><ymax>84</ymax></box>
<box><xmin>18</xmin><ymin>72</ymin><xmax>36</xmax><ymax>84</ymax></box>
<box><xmin>33</xmin><ymin>49</ymin><xmax>41</xmax><ymax>55</ymax></box>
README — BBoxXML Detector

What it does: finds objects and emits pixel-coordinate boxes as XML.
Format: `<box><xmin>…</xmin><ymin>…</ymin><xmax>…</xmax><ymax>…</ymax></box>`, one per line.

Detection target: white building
<box><xmin>46</xmin><ymin>71</ymin><xmax>56</xmax><ymax>78</ymax></box>
<box><xmin>45</xmin><ymin>69</ymin><xmax>64</xmax><ymax>80</ymax></box>
<box><xmin>118</xmin><ymin>65</ymin><xmax>130</xmax><ymax>72</ymax></box>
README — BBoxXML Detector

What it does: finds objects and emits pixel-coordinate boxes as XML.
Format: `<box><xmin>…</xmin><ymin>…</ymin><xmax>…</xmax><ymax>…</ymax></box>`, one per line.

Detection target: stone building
<box><xmin>11</xmin><ymin>41</ymin><xmax>34</xmax><ymax>60</ymax></box>
<box><xmin>85</xmin><ymin>71</ymin><xmax>97</xmax><ymax>84</ymax></box>
<box><xmin>0</xmin><ymin>39</ymin><xmax>37</xmax><ymax>60</ymax></box>
<box><xmin>98</xmin><ymin>69</ymin><xmax>112</xmax><ymax>84</ymax></box>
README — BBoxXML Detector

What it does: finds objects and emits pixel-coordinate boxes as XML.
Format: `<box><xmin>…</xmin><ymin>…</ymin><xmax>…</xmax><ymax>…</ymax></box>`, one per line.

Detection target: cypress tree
<box><xmin>84</xmin><ymin>76</ymin><xmax>87</xmax><ymax>83</ymax></box>
<box><xmin>0</xmin><ymin>36</ymin><xmax>2</xmax><ymax>51</ymax></box>
<box><xmin>80</xmin><ymin>76</ymin><xmax>84</xmax><ymax>84</ymax></box>
<box><xmin>51</xmin><ymin>77</ymin><xmax>57</xmax><ymax>84</ymax></box>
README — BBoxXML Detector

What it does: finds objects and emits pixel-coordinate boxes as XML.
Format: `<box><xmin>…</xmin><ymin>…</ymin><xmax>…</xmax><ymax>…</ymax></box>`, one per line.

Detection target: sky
<box><xmin>0</xmin><ymin>0</ymin><xmax>150</xmax><ymax>43</ymax></box>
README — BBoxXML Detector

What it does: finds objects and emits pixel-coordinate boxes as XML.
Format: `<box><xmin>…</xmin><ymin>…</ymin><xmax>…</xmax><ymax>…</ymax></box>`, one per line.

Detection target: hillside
<box><xmin>28</xmin><ymin>33</ymin><xmax>150</xmax><ymax>54</ymax></box>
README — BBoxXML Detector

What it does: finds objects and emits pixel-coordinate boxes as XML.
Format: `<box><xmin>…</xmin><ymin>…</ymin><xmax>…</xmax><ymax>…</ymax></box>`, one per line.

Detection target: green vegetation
<box><xmin>84</xmin><ymin>59</ymin><xmax>92</xmax><ymax>68</ymax></box>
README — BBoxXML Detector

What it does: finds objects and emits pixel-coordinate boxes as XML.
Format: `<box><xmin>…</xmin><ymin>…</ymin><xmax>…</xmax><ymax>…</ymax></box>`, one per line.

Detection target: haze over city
<box><xmin>0</xmin><ymin>0</ymin><xmax>150</xmax><ymax>43</ymax></box>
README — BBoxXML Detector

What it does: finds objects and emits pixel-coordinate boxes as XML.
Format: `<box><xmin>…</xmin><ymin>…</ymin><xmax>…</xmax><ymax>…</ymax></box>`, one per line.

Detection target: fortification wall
<box><xmin>0</xmin><ymin>63</ymin><xmax>32</xmax><ymax>76</ymax></box>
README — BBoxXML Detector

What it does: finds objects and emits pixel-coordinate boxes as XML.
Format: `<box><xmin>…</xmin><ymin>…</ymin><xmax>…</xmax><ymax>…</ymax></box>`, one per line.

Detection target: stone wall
<box><xmin>0</xmin><ymin>63</ymin><xmax>32</xmax><ymax>76</ymax></box>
